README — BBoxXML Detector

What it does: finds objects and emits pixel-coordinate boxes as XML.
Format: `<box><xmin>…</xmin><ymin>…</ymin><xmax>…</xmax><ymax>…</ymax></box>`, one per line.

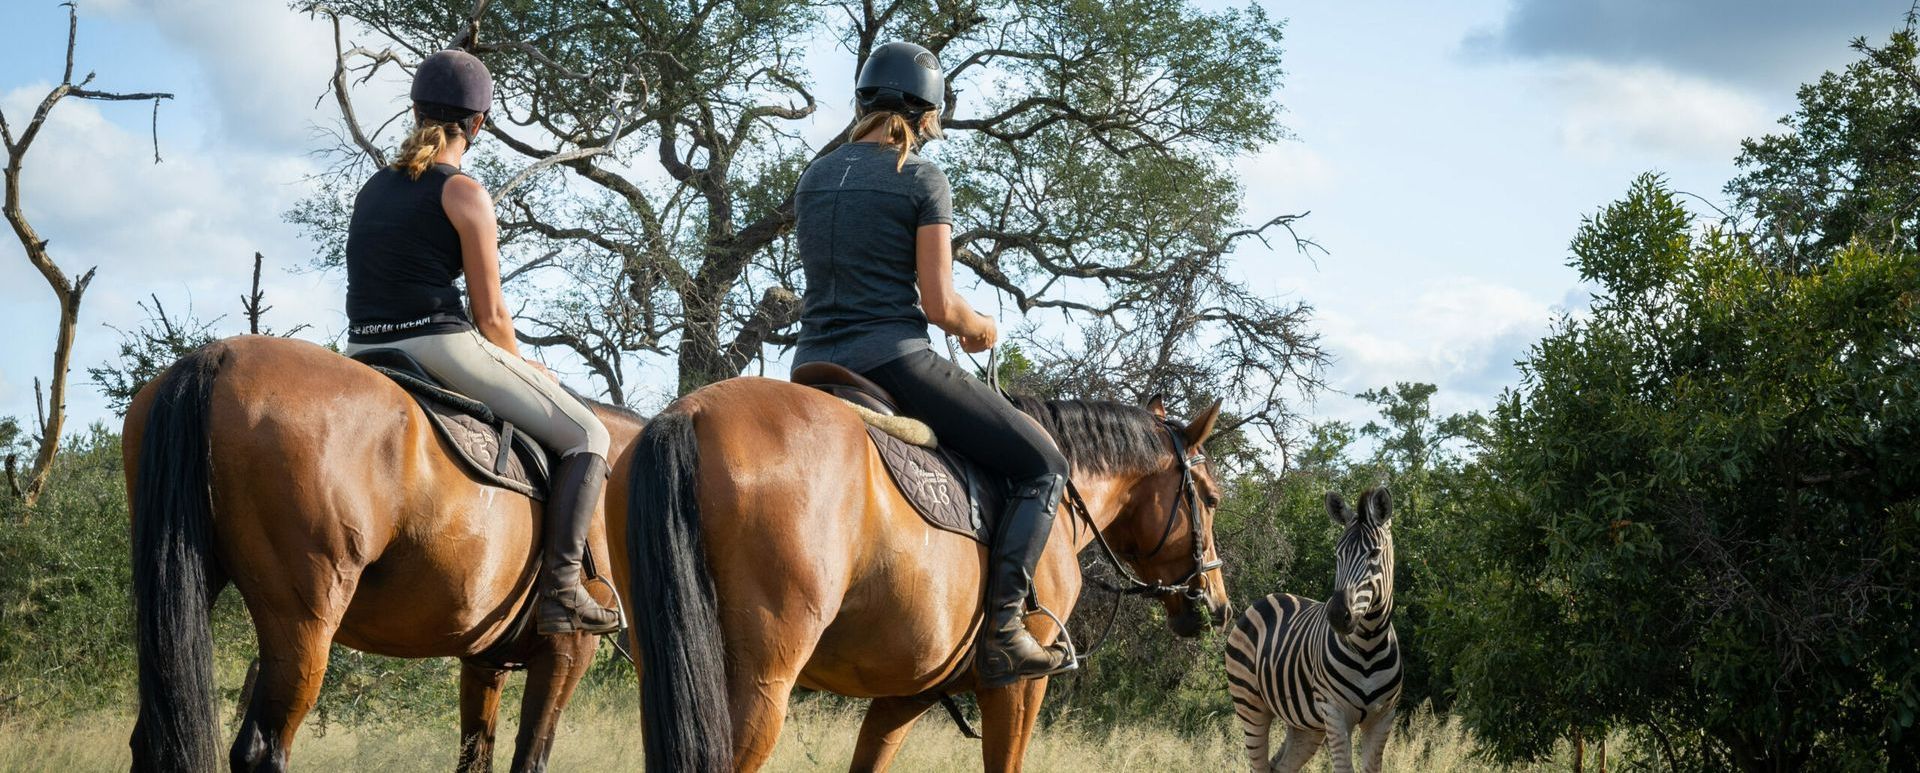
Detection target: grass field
<box><xmin>0</xmin><ymin>698</ymin><xmax>1607</xmax><ymax>772</ymax></box>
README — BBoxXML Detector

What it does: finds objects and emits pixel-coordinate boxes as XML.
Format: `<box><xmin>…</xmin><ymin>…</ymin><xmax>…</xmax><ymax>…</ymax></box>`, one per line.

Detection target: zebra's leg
<box><xmin>1270</xmin><ymin>726</ymin><xmax>1323</xmax><ymax>773</ymax></box>
<box><xmin>1355</xmin><ymin>706</ymin><xmax>1394</xmax><ymax>773</ymax></box>
<box><xmin>1323</xmin><ymin>716</ymin><xmax>1357</xmax><ymax>773</ymax></box>
<box><xmin>1233</xmin><ymin>704</ymin><xmax>1273</xmax><ymax>773</ymax></box>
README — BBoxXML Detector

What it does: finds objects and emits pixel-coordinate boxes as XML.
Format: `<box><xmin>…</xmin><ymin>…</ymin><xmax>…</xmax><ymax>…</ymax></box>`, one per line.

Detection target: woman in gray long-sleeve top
<box><xmin>792</xmin><ymin>41</ymin><xmax>1075</xmax><ymax>688</ymax></box>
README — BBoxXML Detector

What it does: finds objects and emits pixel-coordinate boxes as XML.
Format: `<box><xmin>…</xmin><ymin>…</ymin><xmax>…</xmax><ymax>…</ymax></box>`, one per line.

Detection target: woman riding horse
<box><xmin>126</xmin><ymin>50</ymin><xmax>635</xmax><ymax>773</ymax></box>
<box><xmin>622</xmin><ymin>42</ymin><xmax>1234</xmax><ymax>773</ymax></box>
<box><xmin>341</xmin><ymin>50</ymin><xmax>618</xmax><ymax>635</ymax></box>
<box><xmin>792</xmin><ymin>40</ymin><xmax>1073</xmax><ymax>688</ymax></box>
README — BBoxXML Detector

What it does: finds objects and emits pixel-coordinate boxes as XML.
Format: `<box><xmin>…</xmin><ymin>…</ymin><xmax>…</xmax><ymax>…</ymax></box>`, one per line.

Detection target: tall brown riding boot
<box><xmin>535</xmin><ymin>453</ymin><xmax>622</xmax><ymax>636</ymax></box>
<box><xmin>977</xmin><ymin>473</ymin><xmax>1076</xmax><ymax>689</ymax></box>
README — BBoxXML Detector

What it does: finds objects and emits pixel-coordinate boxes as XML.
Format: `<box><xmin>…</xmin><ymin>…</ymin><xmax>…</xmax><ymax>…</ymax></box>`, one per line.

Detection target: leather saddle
<box><xmin>792</xmin><ymin>362</ymin><xmax>1006</xmax><ymax>544</ymax></box>
<box><xmin>351</xmin><ymin>348</ymin><xmax>553</xmax><ymax>500</ymax></box>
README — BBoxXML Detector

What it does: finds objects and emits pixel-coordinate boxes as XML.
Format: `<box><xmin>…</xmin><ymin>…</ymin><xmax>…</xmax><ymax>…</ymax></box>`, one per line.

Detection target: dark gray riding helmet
<box><xmin>856</xmin><ymin>41</ymin><xmax>944</xmax><ymax>117</ymax></box>
<box><xmin>411</xmin><ymin>49</ymin><xmax>493</xmax><ymax>138</ymax></box>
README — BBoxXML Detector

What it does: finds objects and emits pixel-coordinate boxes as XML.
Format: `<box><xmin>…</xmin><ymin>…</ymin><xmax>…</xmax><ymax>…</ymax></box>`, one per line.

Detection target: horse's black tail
<box><xmin>129</xmin><ymin>346</ymin><xmax>225</xmax><ymax>772</ymax></box>
<box><xmin>627</xmin><ymin>409</ymin><xmax>733</xmax><ymax>771</ymax></box>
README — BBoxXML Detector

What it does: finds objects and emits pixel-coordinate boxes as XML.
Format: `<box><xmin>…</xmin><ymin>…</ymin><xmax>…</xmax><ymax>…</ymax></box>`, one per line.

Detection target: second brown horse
<box><xmin>618</xmin><ymin>376</ymin><xmax>1232</xmax><ymax>772</ymax></box>
<box><xmin>126</xmin><ymin>336</ymin><xmax>641</xmax><ymax>772</ymax></box>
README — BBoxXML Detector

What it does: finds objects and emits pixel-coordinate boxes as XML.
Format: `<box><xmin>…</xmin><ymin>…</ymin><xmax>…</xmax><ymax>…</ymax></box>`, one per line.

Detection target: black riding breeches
<box><xmin>861</xmin><ymin>349</ymin><xmax>1069</xmax><ymax>483</ymax></box>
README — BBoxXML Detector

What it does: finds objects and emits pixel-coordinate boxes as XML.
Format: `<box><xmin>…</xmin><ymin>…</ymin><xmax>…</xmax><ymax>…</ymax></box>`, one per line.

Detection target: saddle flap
<box><xmin>866</xmin><ymin>426</ymin><xmax>1005</xmax><ymax>544</ymax></box>
<box><xmin>350</xmin><ymin>349</ymin><xmax>551</xmax><ymax>499</ymax></box>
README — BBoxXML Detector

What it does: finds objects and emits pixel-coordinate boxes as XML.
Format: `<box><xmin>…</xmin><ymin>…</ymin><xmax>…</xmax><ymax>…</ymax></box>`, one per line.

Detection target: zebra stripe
<box><xmin>1226</xmin><ymin>487</ymin><xmax>1402</xmax><ymax>773</ymax></box>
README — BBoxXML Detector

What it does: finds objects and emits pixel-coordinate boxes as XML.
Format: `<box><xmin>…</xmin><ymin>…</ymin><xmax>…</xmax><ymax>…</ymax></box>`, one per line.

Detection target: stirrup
<box><xmin>1024</xmin><ymin>601</ymin><xmax>1080</xmax><ymax>675</ymax></box>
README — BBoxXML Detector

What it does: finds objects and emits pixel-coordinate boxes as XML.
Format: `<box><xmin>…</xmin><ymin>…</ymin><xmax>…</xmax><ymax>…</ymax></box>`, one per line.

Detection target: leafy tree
<box><xmin>85</xmin><ymin>297</ymin><xmax>218</xmax><ymax>417</ymax></box>
<box><xmin>1438</xmin><ymin>174</ymin><xmax>1920</xmax><ymax>771</ymax></box>
<box><xmin>296</xmin><ymin>0</ymin><xmax>1325</xmax><ymax>434</ymax></box>
<box><xmin>86</xmin><ymin>254</ymin><xmax>309</xmax><ymax>416</ymax></box>
<box><xmin>1356</xmin><ymin>382</ymin><xmax>1482</xmax><ymax>477</ymax></box>
<box><xmin>1728</xmin><ymin>10</ymin><xmax>1920</xmax><ymax>267</ymax></box>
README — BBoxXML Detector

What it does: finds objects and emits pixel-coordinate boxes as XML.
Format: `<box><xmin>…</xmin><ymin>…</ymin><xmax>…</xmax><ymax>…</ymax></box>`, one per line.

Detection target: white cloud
<box><xmin>1238</xmin><ymin>140</ymin><xmax>1336</xmax><ymax>203</ymax></box>
<box><xmin>1307</xmin><ymin>277</ymin><xmax>1565</xmax><ymax>426</ymax></box>
<box><xmin>0</xmin><ymin>80</ymin><xmax>342</xmax><ymax>425</ymax></box>
<box><xmin>98</xmin><ymin>0</ymin><xmax>345</xmax><ymax>148</ymax></box>
<box><xmin>1544</xmin><ymin>62</ymin><xmax>1774</xmax><ymax>158</ymax></box>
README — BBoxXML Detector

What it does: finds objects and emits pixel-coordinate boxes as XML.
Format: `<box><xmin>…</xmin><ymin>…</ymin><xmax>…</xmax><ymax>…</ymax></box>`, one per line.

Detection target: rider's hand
<box><xmin>523</xmin><ymin>357</ymin><xmax>559</xmax><ymax>384</ymax></box>
<box><xmin>961</xmin><ymin>313</ymin><xmax>998</xmax><ymax>353</ymax></box>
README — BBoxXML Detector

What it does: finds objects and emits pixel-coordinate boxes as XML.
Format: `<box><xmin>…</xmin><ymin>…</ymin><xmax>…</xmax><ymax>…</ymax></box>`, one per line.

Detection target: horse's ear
<box><xmin>1146</xmin><ymin>393</ymin><xmax>1168</xmax><ymax>418</ymax></box>
<box><xmin>1326</xmin><ymin>491</ymin><xmax>1353</xmax><ymax>526</ymax></box>
<box><xmin>1182</xmin><ymin>398</ymin><xmax>1223</xmax><ymax>448</ymax></box>
<box><xmin>1363</xmin><ymin>487</ymin><xmax>1393</xmax><ymax>526</ymax></box>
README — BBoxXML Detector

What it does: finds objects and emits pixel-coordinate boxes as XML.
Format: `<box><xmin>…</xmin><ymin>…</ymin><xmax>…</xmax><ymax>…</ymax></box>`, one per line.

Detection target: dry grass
<box><xmin>0</xmin><ymin>700</ymin><xmax>1608</xmax><ymax>771</ymax></box>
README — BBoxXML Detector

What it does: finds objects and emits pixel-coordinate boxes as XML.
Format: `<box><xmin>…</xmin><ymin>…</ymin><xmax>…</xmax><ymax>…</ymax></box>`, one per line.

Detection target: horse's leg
<box><xmin>229</xmin><ymin>616</ymin><xmax>341</xmax><ymax>773</ymax></box>
<box><xmin>975</xmin><ymin>681</ymin><xmax>1037</xmax><ymax>773</ymax></box>
<box><xmin>457</xmin><ymin>662</ymin><xmax>510</xmax><ymax>773</ymax></box>
<box><xmin>848</xmin><ymin>697</ymin><xmax>934</xmax><ymax>772</ymax></box>
<box><xmin>1009</xmin><ymin>676</ymin><xmax>1048</xmax><ymax>764</ymax></box>
<box><xmin>508</xmin><ymin>633</ymin><xmax>597</xmax><ymax>773</ymax></box>
<box><xmin>723</xmin><ymin>612</ymin><xmax>829</xmax><ymax>773</ymax></box>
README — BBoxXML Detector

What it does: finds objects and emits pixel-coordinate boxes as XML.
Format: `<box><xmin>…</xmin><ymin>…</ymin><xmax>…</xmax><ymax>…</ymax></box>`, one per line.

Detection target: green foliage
<box><xmin>300</xmin><ymin>0</ymin><xmax>1321</xmax><ymax>426</ymax></box>
<box><xmin>0</xmin><ymin>427</ymin><xmax>141</xmax><ymax>714</ymax></box>
<box><xmin>0</xmin><ymin>428</ymin><xmax>533</xmax><ymax>726</ymax></box>
<box><xmin>1728</xmin><ymin>13</ymin><xmax>1920</xmax><ymax>266</ymax></box>
<box><xmin>1432</xmin><ymin>174</ymin><xmax>1920</xmax><ymax>771</ymax></box>
<box><xmin>1050</xmin><ymin>382</ymin><xmax>1481</xmax><ymax>731</ymax></box>
<box><xmin>85</xmin><ymin>297</ymin><xmax>218</xmax><ymax>417</ymax></box>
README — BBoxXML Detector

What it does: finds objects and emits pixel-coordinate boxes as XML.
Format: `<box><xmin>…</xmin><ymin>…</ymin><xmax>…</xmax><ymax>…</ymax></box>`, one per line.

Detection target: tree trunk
<box><xmin>21</xmin><ymin>274</ymin><xmax>91</xmax><ymax>505</ymax></box>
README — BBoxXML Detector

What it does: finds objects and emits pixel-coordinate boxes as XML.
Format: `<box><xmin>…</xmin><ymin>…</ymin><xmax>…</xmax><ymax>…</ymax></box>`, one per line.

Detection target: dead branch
<box><xmin>242</xmin><ymin>252</ymin><xmax>269</xmax><ymax>334</ymax></box>
<box><xmin>1</xmin><ymin>3</ymin><xmax>167</xmax><ymax>504</ymax></box>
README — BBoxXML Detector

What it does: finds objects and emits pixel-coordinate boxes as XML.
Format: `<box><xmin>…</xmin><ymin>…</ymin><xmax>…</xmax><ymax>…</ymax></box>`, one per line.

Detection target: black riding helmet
<box><xmin>856</xmin><ymin>41</ymin><xmax>944</xmax><ymax>119</ymax></box>
<box><xmin>411</xmin><ymin>49</ymin><xmax>493</xmax><ymax>140</ymax></box>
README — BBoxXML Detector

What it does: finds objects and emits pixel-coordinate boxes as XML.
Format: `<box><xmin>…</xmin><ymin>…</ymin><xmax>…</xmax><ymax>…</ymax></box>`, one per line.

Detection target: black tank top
<box><xmin>344</xmin><ymin>163</ymin><xmax>473</xmax><ymax>343</ymax></box>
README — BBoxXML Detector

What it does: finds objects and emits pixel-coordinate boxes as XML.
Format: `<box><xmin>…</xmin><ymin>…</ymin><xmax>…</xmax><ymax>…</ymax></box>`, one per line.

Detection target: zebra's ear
<box><xmin>1363</xmin><ymin>487</ymin><xmax>1393</xmax><ymax>526</ymax></box>
<box><xmin>1326</xmin><ymin>491</ymin><xmax>1353</xmax><ymax>526</ymax></box>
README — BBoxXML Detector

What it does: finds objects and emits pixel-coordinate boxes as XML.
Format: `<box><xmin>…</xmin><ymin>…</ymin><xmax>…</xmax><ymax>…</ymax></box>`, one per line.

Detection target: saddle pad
<box><xmin>866</xmin><ymin>426</ymin><xmax>1005</xmax><ymax>544</ymax></box>
<box><xmin>370</xmin><ymin>365</ymin><xmax>551</xmax><ymax>500</ymax></box>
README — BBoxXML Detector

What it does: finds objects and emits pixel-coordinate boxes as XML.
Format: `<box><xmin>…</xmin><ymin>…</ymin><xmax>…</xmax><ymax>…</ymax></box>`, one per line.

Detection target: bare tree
<box><xmin>1</xmin><ymin>3</ymin><xmax>172</xmax><ymax>504</ymax></box>
<box><xmin>296</xmin><ymin>0</ymin><xmax>1325</xmax><ymax>431</ymax></box>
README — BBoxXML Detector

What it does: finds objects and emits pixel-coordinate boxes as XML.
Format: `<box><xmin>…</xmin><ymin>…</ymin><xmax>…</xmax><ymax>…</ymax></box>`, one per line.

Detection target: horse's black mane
<box><xmin>1007</xmin><ymin>394</ymin><xmax>1167</xmax><ymax>475</ymax></box>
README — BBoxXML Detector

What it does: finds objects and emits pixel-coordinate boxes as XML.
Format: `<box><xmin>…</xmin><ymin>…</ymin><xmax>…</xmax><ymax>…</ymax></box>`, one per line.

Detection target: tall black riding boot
<box><xmin>977</xmin><ymin>472</ymin><xmax>1076</xmax><ymax>689</ymax></box>
<box><xmin>535</xmin><ymin>452</ymin><xmax>622</xmax><ymax>636</ymax></box>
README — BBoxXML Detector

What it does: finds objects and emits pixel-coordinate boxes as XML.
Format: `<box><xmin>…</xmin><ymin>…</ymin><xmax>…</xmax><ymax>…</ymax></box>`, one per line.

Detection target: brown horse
<box><xmin>617</xmin><ymin>376</ymin><xmax>1233</xmax><ymax>772</ymax></box>
<box><xmin>124</xmin><ymin>336</ymin><xmax>643</xmax><ymax>773</ymax></box>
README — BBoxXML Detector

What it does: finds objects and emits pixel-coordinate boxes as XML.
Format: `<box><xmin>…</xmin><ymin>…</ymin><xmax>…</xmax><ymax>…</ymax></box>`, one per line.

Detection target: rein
<box><xmin>1064</xmin><ymin>420</ymin><xmax>1221</xmax><ymax>601</ymax></box>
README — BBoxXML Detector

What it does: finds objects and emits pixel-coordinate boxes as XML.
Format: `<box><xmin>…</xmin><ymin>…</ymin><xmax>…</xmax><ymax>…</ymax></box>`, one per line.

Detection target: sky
<box><xmin>0</xmin><ymin>0</ymin><xmax>1907</xmax><ymax>445</ymax></box>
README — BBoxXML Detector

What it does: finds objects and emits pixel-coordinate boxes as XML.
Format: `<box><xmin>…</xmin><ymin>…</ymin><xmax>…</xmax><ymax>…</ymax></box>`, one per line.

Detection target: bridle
<box><xmin>1065</xmin><ymin>419</ymin><xmax>1222</xmax><ymax>603</ymax></box>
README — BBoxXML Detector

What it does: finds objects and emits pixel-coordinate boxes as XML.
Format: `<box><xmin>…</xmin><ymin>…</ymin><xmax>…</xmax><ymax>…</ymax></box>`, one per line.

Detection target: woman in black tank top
<box><xmin>340</xmin><ymin>50</ymin><xmax>620</xmax><ymax>636</ymax></box>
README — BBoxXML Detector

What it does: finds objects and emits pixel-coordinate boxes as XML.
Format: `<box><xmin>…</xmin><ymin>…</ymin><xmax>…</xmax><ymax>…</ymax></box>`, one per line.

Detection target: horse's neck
<box><xmin>1065</xmin><ymin>473</ymin><xmax>1139</xmax><ymax>550</ymax></box>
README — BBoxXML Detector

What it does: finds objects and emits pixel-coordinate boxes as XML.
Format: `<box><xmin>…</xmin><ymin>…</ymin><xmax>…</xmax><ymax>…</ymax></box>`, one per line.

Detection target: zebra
<box><xmin>1227</xmin><ymin>486</ymin><xmax>1402</xmax><ymax>773</ymax></box>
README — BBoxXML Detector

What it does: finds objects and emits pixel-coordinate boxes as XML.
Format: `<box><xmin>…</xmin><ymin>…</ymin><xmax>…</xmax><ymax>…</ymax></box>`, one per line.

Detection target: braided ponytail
<box><xmin>393</xmin><ymin>119</ymin><xmax>465</xmax><ymax>180</ymax></box>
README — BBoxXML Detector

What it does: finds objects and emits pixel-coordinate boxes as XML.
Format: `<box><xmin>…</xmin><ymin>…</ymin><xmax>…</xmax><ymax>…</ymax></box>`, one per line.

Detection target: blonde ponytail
<box><xmin>849</xmin><ymin>109</ymin><xmax>943</xmax><ymax>172</ymax></box>
<box><xmin>392</xmin><ymin>119</ymin><xmax>464</xmax><ymax>180</ymax></box>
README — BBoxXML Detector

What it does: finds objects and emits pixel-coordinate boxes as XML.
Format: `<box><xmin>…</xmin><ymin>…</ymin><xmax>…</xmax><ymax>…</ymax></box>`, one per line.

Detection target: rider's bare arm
<box><xmin>444</xmin><ymin>175</ymin><xmax>522</xmax><ymax>357</ymax></box>
<box><xmin>915</xmin><ymin>223</ymin><xmax>998</xmax><ymax>352</ymax></box>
